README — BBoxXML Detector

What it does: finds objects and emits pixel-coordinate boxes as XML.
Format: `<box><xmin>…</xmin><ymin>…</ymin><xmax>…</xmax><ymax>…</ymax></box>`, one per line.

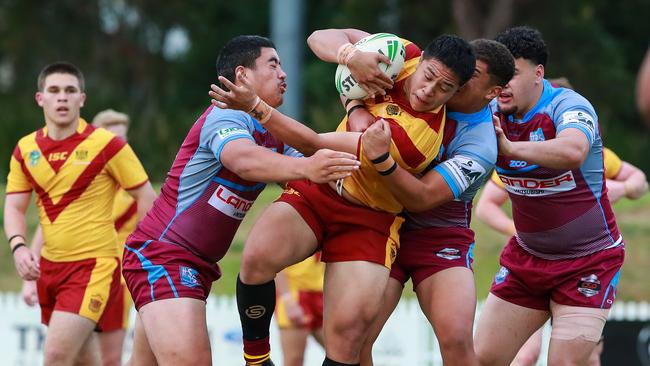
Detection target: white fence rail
<box><xmin>1</xmin><ymin>293</ymin><xmax>649</xmax><ymax>366</ymax></box>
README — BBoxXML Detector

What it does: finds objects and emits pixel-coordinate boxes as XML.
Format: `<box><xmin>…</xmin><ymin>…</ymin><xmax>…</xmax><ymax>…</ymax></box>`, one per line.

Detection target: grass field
<box><xmin>1</xmin><ymin>184</ymin><xmax>649</xmax><ymax>301</ymax></box>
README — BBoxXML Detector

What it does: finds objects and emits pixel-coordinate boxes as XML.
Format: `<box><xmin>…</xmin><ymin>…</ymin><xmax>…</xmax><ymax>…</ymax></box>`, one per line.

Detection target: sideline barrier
<box><xmin>0</xmin><ymin>293</ymin><xmax>648</xmax><ymax>365</ymax></box>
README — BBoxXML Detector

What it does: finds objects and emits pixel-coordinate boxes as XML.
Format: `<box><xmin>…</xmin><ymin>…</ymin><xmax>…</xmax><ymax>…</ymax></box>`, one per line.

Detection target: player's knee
<box><xmin>44</xmin><ymin>347</ymin><xmax>75</xmax><ymax>366</ymax></box>
<box><xmin>283</xmin><ymin>353</ymin><xmax>305</xmax><ymax>366</ymax></box>
<box><xmin>101</xmin><ymin>352</ymin><xmax>123</xmax><ymax>366</ymax></box>
<box><xmin>512</xmin><ymin>350</ymin><xmax>540</xmax><ymax>366</ymax></box>
<box><xmin>437</xmin><ymin>332</ymin><xmax>474</xmax><ymax>358</ymax></box>
<box><xmin>239</xmin><ymin>248</ymin><xmax>277</xmax><ymax>283</ymax></box>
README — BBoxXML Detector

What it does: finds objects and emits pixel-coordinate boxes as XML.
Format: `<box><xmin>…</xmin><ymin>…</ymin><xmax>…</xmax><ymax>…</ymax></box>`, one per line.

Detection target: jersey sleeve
<box><xmin>282</xmin><ymin>144</ymin><xmax>303</xmax><ymax>158</ymax></box>
<box><xmin>553</xmin><ymin>90</ymin><xmax>599</xmax><ymax>145</ymax></box>
<box><xmin>201</xmin><ymin>108</ymin><xmax>256</xmax><ymax>163</ymax></box>
<box><xmin>433</xmin><ymin>121</ymin><xmax>497</xmax><ymax>199</ymax></box>
<box><xmin>6</xmin><ymin>145</ymin><xmax>33</xmax><ymax>194</ymax></box>
<box><xmin>105</xmin><ymin>141</ymin><xmax>150</xmax><ymax>190</ymax></box>
<box><xmin>603</xmin><ymin>147</ymin><xmax>622</xmax><ymax>178</ymax></box>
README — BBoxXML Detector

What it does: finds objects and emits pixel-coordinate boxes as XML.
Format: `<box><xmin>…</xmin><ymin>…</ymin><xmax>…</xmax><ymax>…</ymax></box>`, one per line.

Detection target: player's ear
<box><xmin>535</xmin><ymin>64</ymin><xmax>545</xmax><ymax>84</ymax></box>
<box><xmin>234</xmin><ymin>65</ymin><xmax>248</xmax><ymax>85</ymax></box>
<box><xmin>486</xmin><ymin>86</ymin><xmax>502</xmax><ymax>100</ymax></box>
<box><xmin>35</xmin><ymin>92</ymin><xmax>44</xmax><ymax>107</ymax></box>
<box><xmin>80</xmin><ymin>93</ymin><xmax>86</xmax><ymax>108</ymax></box>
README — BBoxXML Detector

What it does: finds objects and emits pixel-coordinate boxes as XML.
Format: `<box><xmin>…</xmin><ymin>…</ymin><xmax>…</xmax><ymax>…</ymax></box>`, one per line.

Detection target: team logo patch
<box><xmin>29</xmin><ymin>150</ymin><xmax>41</xmax><ymax>166</ymax></box>
<box><xmin>436</xmin><ymin>248</ymin><xmax>461</xmax><ymax>260</ymax></box>
<box><xmin>494</xmin><ymin>266</ymin><xmax>509</xmax><ymax>285</ymax></box>
<box><xmin>75</xmin><ymin>150</ymin><xmax>88</xmax><ymax>160</ymax></box>
<box><xmin>443</xmin><ymin>155</ymin><xmax>486</xmax><ymax>192</ymax></box>
<box><xmin>180</xmin><ymin>266</ymin><xmax>199</xmax><ymax>288</ymax></box>
<box><xmin>529</xmin><ymin>127</ymin><xmax>546</xmax><ymax>142</ymax></box>
<box><xmin>386</xmin><ymin>104</ymin><xmax>400</xmax><ymax>116</ymax></box>
<box><xmin>217</xmin><ymin>127</ymin><xmax>248</xmax><ymax>139</ymax></box>
<box><xmin>208</xmin><ymin>185</ymin><xmax>254</xmax><ymax>220</ymax></box>
<box><xmin>560</xmin><ymin>110</ymin><xmax>596</xmax><ymax>142</ymax></box>
<box><xmin>88</xmin><ymin>294</ymin><xmax>104</xmax><ymax>313</ymax></box>
<box><xmin>577</xmin><ymin>274</ymin><xmax>601</xmax><ymax>297</ymax></box>
<box><xmin>245</xmin><ymin>305</ymin><xmax>266</xmax><ymax>319</ymax></box>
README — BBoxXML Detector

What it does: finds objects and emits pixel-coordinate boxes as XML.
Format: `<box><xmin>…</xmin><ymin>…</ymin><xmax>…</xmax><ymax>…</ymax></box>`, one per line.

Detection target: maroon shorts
<box><xmin>390</xmin><ymin>227</ymin><xmax>474</xmax><ymax>290</ymax></box>
<box><xmin>490</xmin><ymin>238</ymin><xmax>625</xmax><ymax>310</ymax></box>
<box><xmin>276</xmin><ymin>290</ymin><xmax>324</xmax><ymax>331</ymax></box>
<box><xmin>277</xmin><ymin>180</ymin><xmax>403</xmax><ymax>268</ymax></box>
<box><xmin>37</xmin><ymin>257</ymin><xmax>123</xmax><ymax>331</ymax></box>
<box><xmin>122</xmin><ymin>239</ymin><xmax>221</xmax><ymax>310</ymax></box>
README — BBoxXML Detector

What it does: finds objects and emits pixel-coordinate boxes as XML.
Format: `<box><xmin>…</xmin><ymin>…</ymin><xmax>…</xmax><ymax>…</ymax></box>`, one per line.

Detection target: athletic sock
<box><xmin>237</xmin><ymin>274</ymin><xmax>276</xmax><ymax>364</ymax></box>
<box><xmin>322</xmin><ymin>357</ymin><xmax>360</xmax><ymax>366</ymax></box>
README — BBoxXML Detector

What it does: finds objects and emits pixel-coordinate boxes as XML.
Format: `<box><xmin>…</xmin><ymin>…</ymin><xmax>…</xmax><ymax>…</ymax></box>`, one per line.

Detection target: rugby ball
<box><xmin>335</xmin><ymin>33</ymin><xmax>406</xmax><ymax>100</ymax></box>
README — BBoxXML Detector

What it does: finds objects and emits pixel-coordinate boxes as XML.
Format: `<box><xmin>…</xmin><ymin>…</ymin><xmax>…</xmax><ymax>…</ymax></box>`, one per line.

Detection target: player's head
<box><xmin>92</xmin><ymin>109</ymin><xmax>130</xmax><ymax>140</ymax></box>
<box><xmin>495</xmin><ymin>26</ymin><xmax>548</xmax><ymax>116</ymax></box>
<box><xmin>446</xmin><ymin>39</ymin><xmax>515</xmax><ymax>111</ymax></box>
<box><xmin>406</xmin><ymin>34</ymin><xmax>475</xmax><ymax>112</ymax></box>
<box><xmin>35</xmin><ymin>62</ymin><xmax>86</xmax><ymax>128</ymax></box>
<box><xmin>216</xmin><ymin>35</ymin><xmax>287</xmax><ymax>108</ymax></box>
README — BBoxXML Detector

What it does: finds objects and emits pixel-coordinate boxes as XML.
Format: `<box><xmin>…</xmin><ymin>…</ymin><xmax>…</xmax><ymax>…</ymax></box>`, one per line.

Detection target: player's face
<box><xmin>246</xmin><ymin>47</ymin><xmax>287</xmax><ymax>108</ymax></box>
<box><xmin>446</xmin><ymin>60</ymin><xmax>497</xmax><ymax>111</ymax></box>
<box><xmin>35</xmin><ymin>73</ymin><xmax>85</xmax><ymax>128</ymax></box>
<box><xmin>498</xmin><ymin>58</ymin><xmax>542</xmax><ymax>117</ymax></box>
<box><xmin>406</xmin><ymin>57</ymin><xmax>461</xmax><ymax>112</ymax></box>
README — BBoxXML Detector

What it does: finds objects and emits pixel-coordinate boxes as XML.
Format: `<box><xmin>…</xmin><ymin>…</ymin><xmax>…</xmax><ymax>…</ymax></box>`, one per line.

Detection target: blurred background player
<box><xmin>275</xmin><ymin>253</ymin><xmax>325</xmax><ymax>366</ymax></box>
<box><xmin>21</xmin><ymin>108</ymin><xmax>142</xmax><ymax>366</ymax></box>
<box><xmin>636</xmin><ymin>47</ymin><xmax>650</xmax><ymax>126</ymax></box>
<box><xmin>476</xmin><ymin>146</ymin><xmax>647</xmax><ymax>366</ymax></box>
<box><xmin>4</xmin><ymin>62</ymin><xmax>156</xmax><ymax>366</ymax></box>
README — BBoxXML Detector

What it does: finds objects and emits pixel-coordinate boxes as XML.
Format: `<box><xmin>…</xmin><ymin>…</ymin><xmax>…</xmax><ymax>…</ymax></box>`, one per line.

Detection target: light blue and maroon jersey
<box><xmin>404</xmin><ymin>106</ymin><xmax>497</xmax><ymax>242</ymax></box>
<box><xmin>129</xmin><ymin>106</ymin><xmax>301</xmax><ymax>262</ymax></box>
<box><xmin>494</xmin><ymin>80</ymin><xmax>622</xmax><ymax>259</ymax></box>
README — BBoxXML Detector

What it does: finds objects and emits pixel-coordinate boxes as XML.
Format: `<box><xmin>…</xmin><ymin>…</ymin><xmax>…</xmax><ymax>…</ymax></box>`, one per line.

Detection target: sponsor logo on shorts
<box><xmin>436</xmin><ymin>248</ymin><xmax>461</xmax><ymax>260</ymax></box>
<box><xmin>494</xmin><ymin>266</ymin><xmax>509</xmax><ymax>285</ymax></box>
<box><xmin>89</xmin><ymin>294</ymin><xmax>104</xmax><ymax>313</ymax></box>
<box><xmin>208</xmin><ymin>185</ymin><xmax>254</xmax><ymax>220</ymax></box>
<box><xmin>29</xmin><ymin>150</ymin><xmax>41</xmax><ymax>166</ymax></box>
<box><xmin>498</xmin><ymin>171</ymin><xmax>576</xmax><ymax>196</ymax></box>
<box><xmin>283</xmin><ymin>187</ymin><xmax>301</xmax><ymax>196</ymax></box>
<box><xmin>577</xmin><ymin>274</ymin><xmax>601</xmax><ymax>297</ymax></box>
<box><xmin>245</xmin><ymin>305</ymin><xmax>266</xmax><ymax>319</ymax></box>
<box><xmin>390</xmin><ymin>245</ymin><xmax>397</xmax><ymax>264</ymax></box>
<box><xmin>180</xmin><ymin>266</ymin><xmax>199</xmax><ymax>288</ymax></box>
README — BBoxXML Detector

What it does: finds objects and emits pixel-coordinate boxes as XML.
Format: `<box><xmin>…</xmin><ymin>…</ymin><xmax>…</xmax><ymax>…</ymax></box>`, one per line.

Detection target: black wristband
<box><xmin>8</xmin><ymin>234</ymin><xmax>25</xmax><ymax>244</ymax></box>
<box><xmin>370</xmin><ymin>152</ymin><xmax>390</xmax><ymax>164</ymax></box>
<box><xmin>379</xmin><ymin>161</ymin><xmax>398</xmax><ymax>176</ymax></box>
<box><xmin>347</xmin><ymin>104</ymin><xmax>365</xmax><ymax>118</ymax></box>
<box><xmin>11</xmin><ymin>243</ymin><xmax>26</xmax><ymax>255</ymax></box>
<box><xmin>344</xmin><ymin>98</ymin><xmax>354</xmax><ymax>108</ymax></box>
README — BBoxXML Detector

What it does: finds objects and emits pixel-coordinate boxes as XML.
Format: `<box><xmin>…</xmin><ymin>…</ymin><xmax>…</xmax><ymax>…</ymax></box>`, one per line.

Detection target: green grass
<box><xmin>2</xmin><ymin>184</ymin><xmax>649</xmax><ymax>301</ymax></box>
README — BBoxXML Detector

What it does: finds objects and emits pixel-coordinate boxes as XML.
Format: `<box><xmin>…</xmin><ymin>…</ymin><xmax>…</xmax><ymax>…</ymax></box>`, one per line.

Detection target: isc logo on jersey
<box><xmin>498</xmin><ymin>172</ymin><xmax>576</xmax><ymax>196</ymax></box>
<box><xmin>208</xmin><ymin>185</ymin><xmax>253</xmax><ymax>220</ymax></box>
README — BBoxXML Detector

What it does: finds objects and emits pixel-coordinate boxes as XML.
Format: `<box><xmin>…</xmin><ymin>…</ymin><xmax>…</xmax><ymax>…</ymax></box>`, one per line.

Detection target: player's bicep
<box><xmin>219</xmin><ymin>138</ymin><xmax>267</xmax><ymax>172</ymax></box>
<box><xmin>4</xmin><ymin>192</ymin><xmax>32</xmax><ymax>214</ymax></box>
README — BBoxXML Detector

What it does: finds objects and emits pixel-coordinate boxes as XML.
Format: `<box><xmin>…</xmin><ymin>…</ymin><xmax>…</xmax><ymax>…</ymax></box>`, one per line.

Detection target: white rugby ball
<box><xmin>335</xmin><ymin>33</ymin><xmax>406</xmax><ymax>100</ymax></box>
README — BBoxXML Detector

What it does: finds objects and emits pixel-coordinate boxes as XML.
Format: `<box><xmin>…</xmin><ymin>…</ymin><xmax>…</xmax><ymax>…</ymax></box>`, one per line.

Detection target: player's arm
<box><xmin>475</xmin><ymin>180</ymin><xmax>517</xmax><ymax>237</ymax></box>
<box><xmin>220</xmin><ymin>138</ymin><xmax>358</xmax><ymax>184</ymax></box>
<box><xmin>307</xmin><ymin>28</ymin><xmax>393</xmax><ymax>96</ymax></box>
<box><xmin>610</xmin><ymin>161</ymin><xmax>649</xmax><ymax>201</ymax></box>
<box><xmin>209</xmin><ymin>73</ymin><xmax>360</xmax><ymax>156</ymax></box>
<box><xmin>494</xmin><ymin>115</ymin><xmax>590</xmax><ymax>169</ymax></box>
<box><xmin>126</xmin><ymin>181</ymin><xmax>157</xmax><ymax>221</ymax></box>
<box><xmin>4</xmin><ymin>192</ymin><xmax>40</xmax><ymax>280</ymax></box>
<box><xmin>22</xmin><ymin>225</ymin><xmax>43</xmax><ymax>306</ymax></box>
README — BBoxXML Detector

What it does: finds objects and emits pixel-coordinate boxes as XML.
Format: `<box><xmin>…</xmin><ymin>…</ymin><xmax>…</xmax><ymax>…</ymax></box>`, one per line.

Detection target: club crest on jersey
<box><xmin>75</xmin><ymin>150</ymin><xmax>88</xmax><ymax>160</ymax></box>
<box><xmin>28</xmin><ymin>150</ymin><xmax>41</xmax><ymax>166</ymax></box>
<box><xmin>495</xmin><ymin>267</ymin><xmax>509</xmax><ymax>285</ymax></box>
<box><xmin>208</xmin><ymin>185</ymin><xmax>253</xmax><ymax>220</ymax></box>
<box><xmin>529</xmin><ymin>127</ymin><xmax>545</xmax><ymax>142</ymax></box>
<box><xmin>386</xmin><ymin>104</ymin><xmax>400</xmax><ymax>116</ymax></box>
<box><xmin>577</xmin><ymin>274</ymin><xmax>601</xmax><ymax>297</ymax></box>
<box><xmin>180</xmin><ymin>266</ymin><xmax>199</xmax><ymax>288</ymax></box>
